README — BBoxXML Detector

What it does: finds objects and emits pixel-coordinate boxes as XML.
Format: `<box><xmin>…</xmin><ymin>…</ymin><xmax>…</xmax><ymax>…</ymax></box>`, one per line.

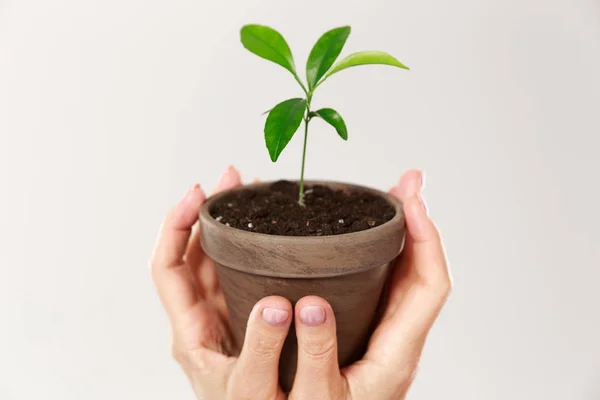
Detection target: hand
<box><xmin>151</xmin><ymin>168</ymin><xmax>450</xmax><ymax>400</ymax></box>
<box><xmin>150</xmin><ymin>166</ymin><xmax>291</xmax><ymax>399</ymax></box>
<box><xmin>287</xmin><ymin>170</ymin><xmax>452</xmax><ymax>400</ymax></box>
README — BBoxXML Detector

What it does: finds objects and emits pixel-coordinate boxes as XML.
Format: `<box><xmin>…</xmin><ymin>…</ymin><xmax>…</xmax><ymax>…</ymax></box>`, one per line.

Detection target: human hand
<box><xmin>286</xmin><ymin>170</ymin><xmax>452</xmax><ymax>400</ymax></box>
<box><xmin>150</xmin><ymin>166</ymin><xmax>292</xmax><ymax>399</ymax></box>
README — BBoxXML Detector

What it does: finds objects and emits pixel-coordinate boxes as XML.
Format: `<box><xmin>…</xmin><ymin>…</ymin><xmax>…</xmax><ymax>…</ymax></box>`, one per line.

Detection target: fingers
<box><xmin>186</xmin><ymin>166</ymin><xmax>243</xmax><ymax>295</ymax></box>
<box><xmin>326</xmin><ymin>172</ymin><xmax>451</xmax><ymax>397</ymax></box>
<box><xmin>367</xmin><ymin>171</ymin><xmax>451</xmax><ymax>362</ymax></box>
<box><xmin>154</xmin><ymin>184</ymin><xmax>206</xmax><ymax>268</ymax></box>
<box><xmin>390</xmin><ymin>170</ymin><xmax>451</xmax><ymax>293</ymax></box>
<box><xmin>187</xmin><ymin>165</ymin><xmax>242</xmax><ymax>265</ymax></box>
<box><xmin>390</xmin><ymin>169</ymin><xmax>423</xmax><ymax>202</ymax></box>
<box><xmin>403</xmin><ymin>195</ymin><xmax>450</xmax><ymax>290</ymax></box>
<box><xmin>231</xmin><ymin>296</ymin><xmax>292</xmax><ymax>397</ymax></box>
<box><xmin>292</xmin><ymin>296</ymin><xmax>344</xmax><ymax>397</ymax></box>
<box><xmin>151</xmin><ymin>184</ymin><xmax>206</xmax><ymax>318</ymax></box>
<box><xmin>212</xmin><ymin>165</ymin><xmax>242</xmax><ymax>195</ymax></box>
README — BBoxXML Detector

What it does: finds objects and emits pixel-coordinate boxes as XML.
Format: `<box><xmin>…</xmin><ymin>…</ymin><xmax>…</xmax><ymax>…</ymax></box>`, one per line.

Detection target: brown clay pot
<box><xmin>198</xmin><ymin>181</ymin><xmax>405</xmax><ymax>392</ymax></box>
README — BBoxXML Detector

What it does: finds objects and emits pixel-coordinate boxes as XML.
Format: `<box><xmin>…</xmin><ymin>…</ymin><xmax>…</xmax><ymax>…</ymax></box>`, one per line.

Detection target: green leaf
<box><xmin>320</xmin><ymin>51</ymin><xmax>409</xmax><ymax>86</ymax></box>
<box><xmin>312</xmin><ymin>108</ymin><xmax>348</xmax><ymax>140</ymax></box>
<box><xmin>306</xmin><ymin>26</ymin><xmax>351</xmax><ymax>90</ymax></box>
<box><xmin>264</xmin><ymin>98</ymin><xmax>307</xmax><ymax>162</ymax></box>
<box><xmin>240</xmin><ymin>24</ymin><xmax>296</xmax><ymax>75</ymax></box>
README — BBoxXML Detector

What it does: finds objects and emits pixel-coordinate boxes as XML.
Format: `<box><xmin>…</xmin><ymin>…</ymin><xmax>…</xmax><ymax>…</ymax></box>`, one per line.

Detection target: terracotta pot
<box><xmin>198</xmin><ymin>181</ymin><xmax>405</xmax><ymax>392</ymax></box>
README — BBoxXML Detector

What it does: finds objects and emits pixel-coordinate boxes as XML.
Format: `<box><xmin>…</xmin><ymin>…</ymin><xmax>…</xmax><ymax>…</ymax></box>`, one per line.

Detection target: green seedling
<box><xmin>240</xmin><ymin>24</ymin><xmax>408</xmax><ymax>204</ymax></box>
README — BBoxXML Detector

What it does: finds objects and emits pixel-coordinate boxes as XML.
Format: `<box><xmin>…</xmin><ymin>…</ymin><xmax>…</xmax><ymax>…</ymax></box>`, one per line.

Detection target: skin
<box><xmin>150</xmin><ymin>166</ymin><xmax>452</xmax><ymax>400</ymax></box>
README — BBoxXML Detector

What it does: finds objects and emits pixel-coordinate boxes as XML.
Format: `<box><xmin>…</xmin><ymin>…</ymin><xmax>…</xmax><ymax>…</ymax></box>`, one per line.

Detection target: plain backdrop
<box><xmin>1</xmin><ymin>0</ymin><xmax>599</xmax><ymax>399</ymax></box>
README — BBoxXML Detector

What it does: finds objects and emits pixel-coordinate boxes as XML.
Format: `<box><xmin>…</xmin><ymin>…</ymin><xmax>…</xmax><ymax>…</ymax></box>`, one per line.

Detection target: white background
<box><xmin>1</xmin><ymin>0</ymin><xmax>599</xmax><ymax>399</ymax></box>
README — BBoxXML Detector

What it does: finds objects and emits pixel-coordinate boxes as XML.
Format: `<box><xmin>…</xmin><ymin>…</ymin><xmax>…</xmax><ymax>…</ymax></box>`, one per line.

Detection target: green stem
<box><xmin>298</xmin><ymin>118</ymin><xmax>310</xmax><ymax>205</ymax></box>
<box><xmin>298</xmin><ymin>95</ymin><xmax>313</xmax><ymax>205</ymax></box>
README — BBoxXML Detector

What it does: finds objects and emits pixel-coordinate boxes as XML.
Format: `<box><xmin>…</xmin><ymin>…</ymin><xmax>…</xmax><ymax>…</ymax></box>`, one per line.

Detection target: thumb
<box><xmin>291</xmin><ymin>296</ymin><xmax>344</xmax><ymax>398</ymax></box>
<box><xmin>230</xmin><ymin>296</ymin><xmax>292</xmax><ymax>398</ymax></box>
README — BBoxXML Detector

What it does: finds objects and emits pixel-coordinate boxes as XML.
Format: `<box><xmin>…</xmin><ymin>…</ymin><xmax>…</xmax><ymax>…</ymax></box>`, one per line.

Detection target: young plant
<box><xmin>240</xmin><ymin>24</ymin><xmax>409</xmax><ymax>205</ymax></box>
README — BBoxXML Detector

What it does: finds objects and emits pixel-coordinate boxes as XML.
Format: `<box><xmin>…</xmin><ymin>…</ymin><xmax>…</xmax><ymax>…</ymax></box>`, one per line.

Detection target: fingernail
<box><xmin>398</xmin><ymin>170</ymin><xmax>424</xmax><ymax>199</ymax></box>
<box><xmin>262</xmin><ymin>308</ymin><xmax>289</xmax><ymax>326</ymax></box>
<box><xmin>417</xmin><ymin>193</ymin><xmax>429</xmax><ymax>215</ymax></box>
<box><xmin>419</xmin><ymin>170</ymin><xmax>426</xmax><ymax>192</ymax></box>
<box><xmin>410</xmin><ymin>170</ymin><xmax>424</xmax><ymax>194</ymax></box>
<box><xmin>405</xmin><ymin>195</ymin><xmax>430</xmax><ymax>239</ymax></box>
<box><xmin>218</xmin><ymin>165</ymin><xmax>237</xmax><ymax>186</ymax></box>
<box><xmin>299</xmin><ymin>305</ymin><xmax>326</xmax><ymax>327</ymax></box>
<box><xmin>181</xmin><ymin>184</ymin><xmax>200</xmax><ymax>204</ymax></box>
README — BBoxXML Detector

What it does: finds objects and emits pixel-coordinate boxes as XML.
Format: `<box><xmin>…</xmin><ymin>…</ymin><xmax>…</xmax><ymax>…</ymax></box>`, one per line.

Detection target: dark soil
<box><xmin>209</xmin><ymin>181</ymin><xmax>395</xmax><ymax>236</ymax></box>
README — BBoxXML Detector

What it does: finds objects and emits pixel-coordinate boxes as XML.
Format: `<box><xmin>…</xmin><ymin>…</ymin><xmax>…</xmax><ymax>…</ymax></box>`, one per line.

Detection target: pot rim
<box><xmin>198</xmin><ymin>180</ymin><xmax>405</xmax><ymax>278</ymax></box>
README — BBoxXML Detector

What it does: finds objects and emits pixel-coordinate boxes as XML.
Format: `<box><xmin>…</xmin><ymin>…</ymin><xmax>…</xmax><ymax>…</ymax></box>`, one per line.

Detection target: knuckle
<box><xmin>171</xmin><ymin>345</ymin><xmax>189</xmax><ymax>364</ymax></box>
<box><xmin>435</xmin><ymin>274</ymin><xmax>453</xmax><ymax>301</ymax></box>
<box><xmin>246</xmin><ymin>328</ymin><xmax>285</xmax><ymax>357</ymax></box>
<box><xmin>299</xmin><ymin>336</ymin><xmax>336</xmax><ymax>360</ymax></box>
<box><xmin>442</xmin><ymin>276</ymin><xmax>453</xmax><ymax>297</ymax></box>
<box><xmin>250</xmin><ymin>338</ymin><xmax>284</xmax><ymax>357</ymax></box>
<box><xmin>421</xmin><ymin>271</ymin><xmax>452</xmax><ymax>302</ymax></box>
<box><xmin>173</xmin><ymin>345</ymin><xmax>216</xmax><ymax>375</ymax></box>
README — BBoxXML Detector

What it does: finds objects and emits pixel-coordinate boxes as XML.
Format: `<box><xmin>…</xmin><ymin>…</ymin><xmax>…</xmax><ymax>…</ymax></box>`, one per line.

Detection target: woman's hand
<box><xmin>151</xmin><ymin>167</ymin><xmax>450</xmax><ymax>400</ymax></box>
<box><xmin>287</xmin><ymin>170</ymin><xmax>452</xmax><ymax>400</ymax></box>
<box><xmin>150</xmin><ymin>166</ymin><xmax>292</xmax><ymax>399</ymax></box>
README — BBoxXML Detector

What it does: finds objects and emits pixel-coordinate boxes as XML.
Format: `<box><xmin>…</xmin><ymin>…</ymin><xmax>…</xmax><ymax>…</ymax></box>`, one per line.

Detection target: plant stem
<box><xmin>298</xmin><ymin>117</ymin><xmax>310</xmax><ymax>205</ymax></box>
<box><xmin>298</xmin><ymin>94</ymin><xmax>313</xmax><ymax>205</ymax></box>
